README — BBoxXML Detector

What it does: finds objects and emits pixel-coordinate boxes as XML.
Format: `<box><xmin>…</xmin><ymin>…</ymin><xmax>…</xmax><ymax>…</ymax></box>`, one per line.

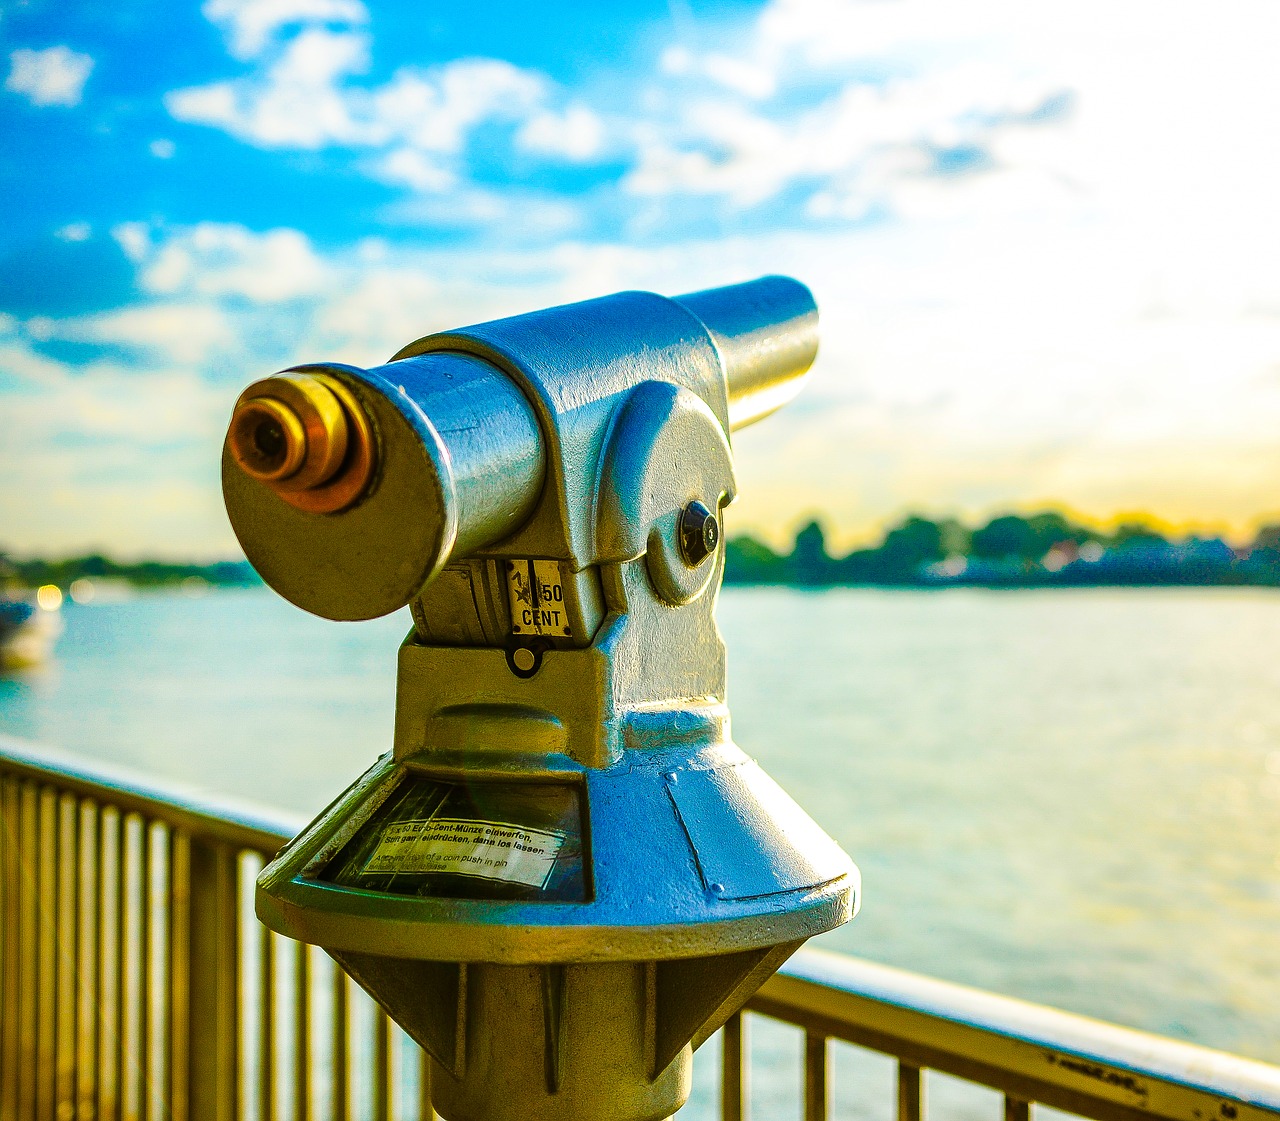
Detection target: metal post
<box><xmin>897</xmin><ymin>1062</ymin><xmax>924</xmax><ymax>1121</ymax></box>
<box><xmin>721</xmin><ymin>1013</ymin><xmax>747</xmax><ymax>1121</ymax></box>
<box><xmin>187</xmin><ymin>839</ymin><xmax>240</xmax><ymax>1121</ymax></box>
<box><xmin>55</xmin><ymin>794</ymin><xmax>78</xmax><ymax>1120</ymax></box>
<box><xmin>1005</xmin><ymin>1097</ymin><xmax>1030</xmax><ymax>1121</ymax></box>
<box><xmin>804</xmin><ymin>1031</ymin><xmax>828</xmax><ymax>1121</ymax></box>
<box><xmin>293</xmin><ymin>942</ymin><xmax>311</xmax><ymax>1121</ymax></box>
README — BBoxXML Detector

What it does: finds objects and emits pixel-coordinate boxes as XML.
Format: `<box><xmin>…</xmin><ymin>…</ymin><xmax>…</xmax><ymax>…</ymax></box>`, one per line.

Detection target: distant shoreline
<box><xmin>726</xmin><ymin>510</ymin><xmax>1280</xmax><ymax>590</ymax></box>
<box><xmin>2</xmin><ymin>555</ymin><xmax>260</xmax><ymax>594</ymax></box>
<box><xmin>9</xmin><ymin>508</ymin><xmax>1280</xmax><ymax>594</ymax></box>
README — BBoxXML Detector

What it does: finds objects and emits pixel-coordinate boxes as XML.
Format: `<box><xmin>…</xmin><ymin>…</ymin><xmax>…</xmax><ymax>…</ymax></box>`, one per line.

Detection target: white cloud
<box><xmin>202</xmin><ymin>0</ymin><xmax>369</xmax><ymax>59</ymax></box>
<box><xmin>55</xmin><ymin>222</ymin><xmax>92</xmax><ymax>242</ymax></box>
<box><xmin>129</xmin><ymin>222</ymin><xmax>332</xmax><ymax>303</ymax></box>
<box><xmin>167</xmin><ymin>28</ymin><xmax>371</xmax><ymax>148</ymax></box>
<box><xmin>6</xmin><ymin>46</ymin><xmax>94</xmax><ymax>108</ymax></box>
<box><xmin>661</xmin><ymin>46</ymin><xmax>776</xmax><ymax>100</ymax></box>
<box><xmin>0</xmin><ymin>339</ymin><xmax>235</xmax><ymax>556</ymax></box>
<box><xmin>384</xmin><ymin>187</ymin><xmax>582</xmax><ymax>238</ymax></box>
<box><xmin>630</xmin><ymin>16</ymin><xmax>1069</xmax><ymax>210</ymax></box>
<box><xmin>150</xmin><ymin>138</ymin><xmax>176</xmax><ymax>158</ymax></box>
<box><xmin>166</xmin><ymin>36</ymin><xmax>554</xmax><ymax>183</ymax></box>
<box><xmin>59</xmin><ymin>304</ymin><xmax>238</xmax><ymax>366</ymax></box>
<box><xmin>370</xmin><ymin>148</ymin><xmax>455</xmax><ymax>192</ymax></box>
<box><xmin>168</xmin><ymin>12</ymin><xmax>580</xmax><ymax>198</ymax></box>
<box><xmin>112</xmin><ymin>221</ymin><xmax>151</xmax><ymax>264</ymax></box>
<box><xmin>516</xmin><ymin>104</ymin><xmax>606</xmax><ymax>161</ymax></box>
<box><xmin>0</xmin><ymin>342</ymin><xmax>226</xmax><ymax>443</ymax></box>
<box><xmin>370</xmin><ymin>59</ymin><xmax>546</xmax><ymax>153</ymax></box>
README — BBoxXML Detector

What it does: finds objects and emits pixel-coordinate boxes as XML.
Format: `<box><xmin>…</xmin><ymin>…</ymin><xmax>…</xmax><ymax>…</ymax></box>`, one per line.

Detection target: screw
<box><xmin>678</xmin><ymin>500</ymin><xmax>720</xmax><ymax>568</ymax></box>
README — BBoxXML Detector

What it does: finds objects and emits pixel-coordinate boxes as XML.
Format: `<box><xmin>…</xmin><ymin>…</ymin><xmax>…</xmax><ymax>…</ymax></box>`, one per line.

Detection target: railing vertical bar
<box><xmin>897</xmin><ymin>1062</ymin><xmax>924</xmax><ymax>1121</ymax></box>
<box><xmin>167</xmin><ymin>829</ymin><xmax>191</xmax><ymax>1121</ymax></box>
<box><xmin>139</xmin><ymin>820</ymin><xmax>155</xmax><ymax>1121</ymax></box>
<box><xmin>55</xmin><ymin>794</ymin><xmax>78</xmax><ymax>1121</ymax></box>
<box><xmin>225</xmin><ymin>847</ymin><xmax>242</xmax><ymax>1121</ymax></box>
<box><xmin>97</xmin><ymin>807</ymin><xmax>116</xmax><ymax>1121</ymax></box>
<box><xmin>121</xmin><ymin>816</ymin><xmax>141</xmax><ymax>1121</ymax></box>
<box><xmin>0</xmin><ymin>778</ymin><xmax>5</xmax><ymax>1115</ymax></box>
<box><xmin>804</xmin><ymin>1031</ymin><xmax>828</xmax><ymax>1121</ymax></box>
<box><xmin>17</xmin><ymin>782</ymin><xmax>38</xmax><ymax>1121</ymax></box>
<box><xmin>259</xmin><ymin>926</ymin><xmax>277</xmax><ymax>1121</ymax></box>
<box><xmin>721</xmin><ymin>1012</ymin><xmax>747</xmax><ymax>1121</ymax></box>
<box><xmin>417</xmin><ymin>1047</ymin><xmax>433</xmax><ymax>1121</ymax></box>
<box><xmin>1004</xmin><ymin>1096</ymin><xmax>1030</xmax><ymax>1121</ymax></box>
<box><xmin>293</xmin><ymin>942</ymin><xmax>312</xmax><ymax>1121</ymax></box>
<box><xmin>36</xmin><ymin>786</ymin><xmax>58</xmax><ymax>1121</ymax></box>
<box><xmin>0</xmin><ymin>776</ymin><xmax>22</xmax><ymax>1121</ymax></box>
<box><xmin>372</xmin><ymin>1008</ymin><xmax>392</xmax><ymax>1121</ymax></box>
<box><xmin>76</xmin><ymin>800</ymin><xmax>100</xmax><ymax>1121</ymax></box>
<box><xmin>329</xmin><ymin>961</ymin><xmax>349</xmax><ymax>1121</ymax></box>
<box><xmin>114</xmin><ymin>813</ymin><xmax>129</xmax><ymax>1121</ymax></box>
<box><xmin>187</xmin><ymin>839</ymin><xmax>240</xmax><ymax>1121</ymax></box>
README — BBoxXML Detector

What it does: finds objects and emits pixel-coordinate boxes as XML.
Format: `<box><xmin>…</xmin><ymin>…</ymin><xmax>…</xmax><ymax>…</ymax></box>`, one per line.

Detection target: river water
<box><xmin>3</xmin><ymin>585</ymin><xmax>1279</xmax><ymax>1115</ymax></box>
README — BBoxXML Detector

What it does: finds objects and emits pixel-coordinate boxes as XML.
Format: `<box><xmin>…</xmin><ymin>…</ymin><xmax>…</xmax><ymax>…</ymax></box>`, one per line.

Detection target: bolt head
<box><xmin>678</xmin><ymin>500</ymin><xmax>720</xmax><ymax>568</ymax></box>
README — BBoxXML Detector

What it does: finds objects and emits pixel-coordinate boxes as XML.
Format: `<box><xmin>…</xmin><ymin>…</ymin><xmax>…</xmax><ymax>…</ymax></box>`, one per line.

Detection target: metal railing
<box><xmin>4</xmin><ymin>735</ymin><xmax>1280</xmax><ymax>1121</ymax></box>
<box><xmin>0</xmin><ymin>737</ymin><xmax>430</xmax><ymax>1121</ymax></box>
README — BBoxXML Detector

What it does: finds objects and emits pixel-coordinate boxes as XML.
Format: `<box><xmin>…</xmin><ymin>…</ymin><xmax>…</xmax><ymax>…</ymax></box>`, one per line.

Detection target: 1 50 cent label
<box><xmin>362</xmin><ymin>818</ymin><xmax>566</xmax><ymax>888</ymax></box>
<box><xmin>507</xmin><ymin>559</ymin><xmax>572</xmax><ymax>638</ymax></box>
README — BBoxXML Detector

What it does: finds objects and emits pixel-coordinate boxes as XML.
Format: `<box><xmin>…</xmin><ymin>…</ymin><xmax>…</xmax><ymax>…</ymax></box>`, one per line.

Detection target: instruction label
<box><xmin>362</xmin><ymin>818</ymin><xmax>566</xmax><ymax>888</ymax></box>
<box><xmin>507</xmin><ymin>559</ymin><xmax>571</xmax><ymax>637</ymax></box>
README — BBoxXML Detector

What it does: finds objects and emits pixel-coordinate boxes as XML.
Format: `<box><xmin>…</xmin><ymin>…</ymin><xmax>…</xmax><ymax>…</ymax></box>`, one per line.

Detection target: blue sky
<box><xmin>4</xmin><ymin>0</ymin><xmax>1280</xmax><ymax>558</ymax></box>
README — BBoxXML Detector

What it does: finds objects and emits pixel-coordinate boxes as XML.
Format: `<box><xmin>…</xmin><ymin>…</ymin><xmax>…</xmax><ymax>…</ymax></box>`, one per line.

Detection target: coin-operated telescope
<box><xmin>226</xmin><ymin>277</ymin><xmax>858</xmax><ymax>1121</ymax></box>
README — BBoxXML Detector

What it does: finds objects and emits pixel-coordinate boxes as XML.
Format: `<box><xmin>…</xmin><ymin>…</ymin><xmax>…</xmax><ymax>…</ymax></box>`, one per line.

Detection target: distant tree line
<box><xmin>725</xmin><ymin>512</ymin><xmax>1280</xmax><ymax>587</ymax></box>
<box><xmin>0</xmin><ymin>551</ymin><xmax>259</xmax><ymax>591</ymax></box>
<box><xmin>9</xmin><ymin>509</ymin><xmax>1280</xmax><ymax>594</ymax></box>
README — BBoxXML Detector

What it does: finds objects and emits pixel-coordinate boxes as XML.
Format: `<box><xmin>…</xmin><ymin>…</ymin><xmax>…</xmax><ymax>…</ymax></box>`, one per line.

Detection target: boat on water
<box><xmin>0</xmin><ymin>587</ymin><xmax>64</xmax><ymax>669</ymax></box>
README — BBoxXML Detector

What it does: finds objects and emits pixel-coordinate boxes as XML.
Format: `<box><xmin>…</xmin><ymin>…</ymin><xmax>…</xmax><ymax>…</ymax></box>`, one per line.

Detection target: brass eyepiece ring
<box><xmin>227</xmin><ymin>372</ymin><xmax>375</xmax><ymax>514</ymax></box>
<box><xmin>228</xmin><ymin>396</ymin><xmax>308</xmax><ymax>482</ymax></box>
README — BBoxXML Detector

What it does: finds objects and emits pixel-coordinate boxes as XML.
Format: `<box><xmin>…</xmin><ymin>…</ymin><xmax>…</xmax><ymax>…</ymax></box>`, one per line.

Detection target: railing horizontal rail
<box><xmin>749</xmin><ymin>948</ymin><xmax>1280</xmax><ymax>1121</ymax></box>
<box><xmin>5</xmin><ymin>733</ymin><xmax>1280</xmax><ymax>1121</ymax></box>
<box><xmin>0</xmin><ymin>736</ymin><xmax>303</xmax><ymax>852</ymax></box>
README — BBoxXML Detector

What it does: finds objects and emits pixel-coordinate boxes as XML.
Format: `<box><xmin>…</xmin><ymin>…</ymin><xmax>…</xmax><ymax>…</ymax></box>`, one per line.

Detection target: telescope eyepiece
<box><xmin>230</xmin><ymin>396</ymin><xmax>307</xmax><ymax>481</ymax></box>
<box><xmin>227</xmin><ymin>373</ymin><xmax>375</xmax><ymax>514</ymax></box>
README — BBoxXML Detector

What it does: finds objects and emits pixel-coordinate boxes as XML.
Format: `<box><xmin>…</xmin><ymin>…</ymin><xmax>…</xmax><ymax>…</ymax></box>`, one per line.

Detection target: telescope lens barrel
<box><xmin>674</xmin><ymin>275</ymin><xmax>818</xmax><ymax>430</ymax></box>
<box><xmin>222</xmin><ymin>352</ymin><xmax>545</xmax><ymax>620</ymax></box>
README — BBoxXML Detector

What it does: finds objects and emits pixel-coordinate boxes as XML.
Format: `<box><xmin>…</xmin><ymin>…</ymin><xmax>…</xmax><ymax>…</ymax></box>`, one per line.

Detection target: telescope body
<box><xmin>231</xmin><ymin>277</ymin><xmax>856</xmax><ymax>1121</ymax></box>
<box><xmin>224</xmin><ymin>276</ymin><xmax>816</xmax><ymax>622</ymax></box>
